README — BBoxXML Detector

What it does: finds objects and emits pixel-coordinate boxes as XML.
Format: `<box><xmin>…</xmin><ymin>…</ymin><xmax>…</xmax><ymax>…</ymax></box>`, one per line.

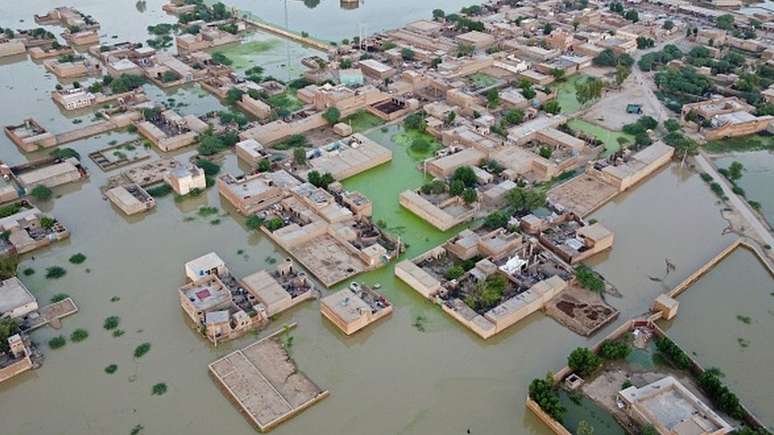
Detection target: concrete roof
<box><xmin>241</xmin><ymin>270</ymin><xmax>290</xmax><ymax>307</ymax></box>
<box><xmin>320</xmin><ymin>289</ymin><xmax>370</xmax><ymax>325</ymax></box>
<box><xmin>0</xmin><ymin>277</ymin><xmax>36</xmax><ymax>316</ymax></box>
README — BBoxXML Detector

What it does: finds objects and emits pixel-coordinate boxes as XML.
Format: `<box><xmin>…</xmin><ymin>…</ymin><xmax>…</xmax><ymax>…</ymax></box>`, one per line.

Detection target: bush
<box><xmin>70</xmin><ymin>328</ymin><xmax>89</xmax><ymax>342</ymax></box>
<box><xmin>322</xmin><ymin>107</ymin><xmax>341</xmax><ymax>124</ymax></box>
<box><xmin>529</xmin><ymin>377</ymin><xmax>565</xmax><ymax>421</ymax></box>
<box><xmin>134</xmin><ymin>342</ymin><xmax>151</xmax><ymax>358</ymax></box>
<box><xmin>575</xmin><ymin>264</ymin><xmax>604</xmax><ymax>293</ymax></box>
<box><xmin>599</xmin><ymin>340</ymin><xmax>631</xmax><ymax>360</ymax></box>
<box><xmin>146</xmin><ymin>184</ymin><xmax>173</xmax><ymax>197</ymax></box>
<box><xmin>194</xmin><ymin>159</ymin><xmax>220</xmax><ymax>176</ymax></box>
<box><xmin>265</xmin><ymin>218</ymin><xmax>285</xmax><ymax>232</ymax></box>
<box><xmin>103</xmin><ymin>316</ymin><xmax>120</xmax><ymax>330</ymax></box>
<box><xmin>50</xmin><ymin>147</ymin><xmax>80</xmax><ymax>160</ymax></box>
<box><xmin>446</xmin><ymin>265</ymin><xmax>465</xmax><ymax>280</ymax></box>
<box><xmin>568</xmin><ymin>347</ymin><xmax>602</xmax><ymax>376</ymax></box>
<box><xmin>50</xmin><ymin>293</ymin><xmax>70</xmax><ymax>303</ymax></box>
<box><xmin>45</xmin><ymin>266</ymin><xmax>66</xmax><ymax>279</ymax></box>
<box><xmin>152</xmin><ymin>383</ymin><xmax>168</xmax><ymax>395</ymax></box>
<box><xmin>48</xmin><ymin>335</ymin><xmax>66</xmax><ymax>349</ymax></box>
<box><xmin>245</xmin><ymin>215</ymin><xmax>264</xmax><ymax>230</ymax></box>
<box><xmin>655</xmin><ymin>336</ymin><xmax>692</xmax><ymax>370</ymax></box>
<box><xmin>69</xmin><ymin>253</ymin><xmax>86</xmax><ymax>264</ymax></box>
<box><xmin>483</xmin><ymin>211</ymin><xmax>509</xmax><ymax>230</ymax></box>
<box><xmin>30</xmin><ymin>185</ymin><xmax>53</xmax><ymax>201</ymax></box>
<box><xmin>105</xmin><ymin>364</ymin><xmax>118</xmax><ymax>374</ymax></box>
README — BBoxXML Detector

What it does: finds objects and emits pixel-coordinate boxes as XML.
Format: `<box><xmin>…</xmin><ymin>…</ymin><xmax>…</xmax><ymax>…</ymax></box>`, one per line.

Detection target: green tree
<box><xmin>716</xmin><ymin>14</ymin><xmax>734</xmax><ymax>31</ymax></box>
<box><xmin>0</xmin><ymin>317</ymin><xmax>20</xmax><ymax>353</ymax></box>
<box><xmin>322</xmin><ymin>107</ymin><xmax>341</xmax><ymax>124</ymax></box>
<box><xmin>529</xmin><ymin>377</ymin><xmax>565</xmax><ymax>421</ymax></box>
<box><xmin>432</xmin><ymin>9</ymin><xmax>445</xmax><ymax>20</ymax></box>
<box><xmin>575</xmin><ymin>77</ymin><xmax>604</xmax><ymax>105</ymax></box>
<box><xmin>462</xmin><ymin>188</ymin><xmax>477</xmax><ymax>204</ymax></box>
<box><xmin>663</xmin><ymin>20</ymin><xmax>674</xmax><ymax>31</ymax></box>
<box><xmin>293</xmin><ymin>148</ymin><xmax>307</xmax><ymax>165</ymax></box>
<box><xmin>486</xmin><ymin>88</ymin><xmax>500</xmax><ymax>108</ymax></box>
<box><xmin>400</xmin><ymin>48</ymin><xmax>415</xmax><ymax>61</ymax></box>
<box><xmin>451</xmin><ymin>166</ymin><xmax>477</xmax><ymax>187</ymax></box>
<box><xmin>568</xmin><ymin>347</ymin><xmax>602</xmax><ymax>376</ymax></box>
<box><xmin>543</xmin><ymin>100</ymin><xmax>561</xmax><ymax>114</ymax></box>
<box><xmin>575</xmin><ymin>264</ymin><xmax>604</xmax><ymax>293</ymax></box>
<box><xmin>30</xmin><ymin>185</ymin><xmax>53</xmax><ymax>201</ymax></box>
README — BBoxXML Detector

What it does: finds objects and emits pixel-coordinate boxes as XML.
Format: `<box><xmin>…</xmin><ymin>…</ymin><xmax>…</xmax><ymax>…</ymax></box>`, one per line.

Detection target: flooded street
<box><xmin>0</xmin><ymin>1</ymin><xmax>771</xmax><ymax>435</ymax></box>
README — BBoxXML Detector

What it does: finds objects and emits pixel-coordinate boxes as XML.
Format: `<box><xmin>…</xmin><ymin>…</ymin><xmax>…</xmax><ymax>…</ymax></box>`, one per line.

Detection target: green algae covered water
<box><xmin>0</xmin><ymin>1</ymin><xmax>769</xmax><ymax>434</ymax></box>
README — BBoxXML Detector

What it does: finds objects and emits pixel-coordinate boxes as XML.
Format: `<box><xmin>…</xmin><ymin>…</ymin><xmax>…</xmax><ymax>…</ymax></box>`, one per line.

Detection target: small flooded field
<box><xmin>660</xmin><ymin>247</ymin><xmax>774</xmax><ymax>424</ymax></box>
<box><xmin>567</xmin><ymin>119</ymin><xmax>633</xmax><ymax>156</ymax></box>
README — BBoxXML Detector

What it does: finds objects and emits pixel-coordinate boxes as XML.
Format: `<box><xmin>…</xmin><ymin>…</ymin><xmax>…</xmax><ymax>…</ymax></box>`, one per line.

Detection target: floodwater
<box><xmin>714</xmin><ymin>151</ymin><xmax>774</xmax><ymax>227</ymax></box>
<box><xmin>0</xmin><ymin>2</ymin><xmax>766</xmax><ymax>435</ymax></box>
<box><xmin>226</xmin><ymin>0</ymin><xmax>476</xmax><ymax>42</ymax></box>
<box><xmin>660</xmin><ymin>247</ymin><xmax>774</xmax><ymax>425</ymax></box>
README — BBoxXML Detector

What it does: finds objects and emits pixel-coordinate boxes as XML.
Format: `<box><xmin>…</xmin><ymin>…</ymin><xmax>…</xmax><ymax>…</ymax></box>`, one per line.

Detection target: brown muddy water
<box><xmin>0</xmin><ymin>1</ymin><xmax>766</xmax><ymax>434</ymax></box>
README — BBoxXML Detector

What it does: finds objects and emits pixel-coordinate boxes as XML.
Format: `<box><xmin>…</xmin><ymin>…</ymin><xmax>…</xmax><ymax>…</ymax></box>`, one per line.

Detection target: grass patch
<box><xmin>45</xmin><ymin>266</ymin><xmax>66</xmax><ymax>279</ymax></box>
<box><xmin>105</xmin><ymin>364</ymin><xmax>118</xmax><ymax>374</ymax></box>
<box><xmin>68</xmin><ymin>253</ymin><xmax>86</xmax><ymax>264</ymax></box>
<box><xmin>210</xmin><ymin>218</ymin><xmax>221</xmax><ymax>225</ymax></box>
<box><xmin>70</xmin><ymin>328</ymin><xmax>89</xmax><ymax>342</ymax></box>
<box><xmin>48</xmin><ymin>335</ymin><xmax>66</xmax><ymax>349</ymax></box>
<box><xmin>151</xmin><ymin>382</ymin><xmax>168</xmax><ymax>395</ymax></box>
<box><xmin>134</xmin><ymin>342</ymin><xmax>151</xmax><ymax>358</ymax></box>
<box><xmin>103</xmin><ymin>316</ymin><xmax>120</xmax><ymax>330</ymax></box>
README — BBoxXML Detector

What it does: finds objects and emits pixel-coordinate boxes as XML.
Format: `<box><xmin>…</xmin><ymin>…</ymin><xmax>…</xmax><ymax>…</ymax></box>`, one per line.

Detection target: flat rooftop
<box><xmin>208</xmin><ymin>327</ymin><xmax>328</xmax><ymax>432</ymax></box>
<box><xmin>0</xmin><ymin>277</ymin><xmax>36</xmax><ymax>316</ymax></box>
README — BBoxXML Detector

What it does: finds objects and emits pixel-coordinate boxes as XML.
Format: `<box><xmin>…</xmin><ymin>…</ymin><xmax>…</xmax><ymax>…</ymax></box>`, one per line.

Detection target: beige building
<box><xmin>303</xmin><ymin>133</ymin><xmax>392</xmax><ymax>181</ymax></box>
<box><xmin>619</xmin><ymin>376</ymin><xmax>733</xmax><ymax>435</ymax></box>
<box><xmin>681</xmin><ymin>97</ymin><xmax>773</xmax><ymax>140</ymax></box>
<box><xmin>135</xmin><ymin>109</ymin><xmax>208</xmax><ymax>152</ymax></box>
<box><xmin>217</xmin><ymin>170</ymin><xmax>301</xmax><ymax>215</ymax></box>
<box><xmin>164</xmin><ymin>165</ymin><xmax>206</xmax><ymax>196</ymax></box>
<box><xmin>0</xmin><ymin>277</ymin><xmax>38</xmax><ymax>319</ymax></box>
<box><xmin>105</xmin><ymin>184</ymin><xmax>156</xmax><ymax>215</ymax></box>
<box><xmin>455</xmin><ymin>31</ymin><xmax>496</xmax><ymax>49</ymax></box>
<box><xmin>0</xmin><ymin>39</ymin><xmax>26</xmax><ymax>58</ymax></box>
<box><xmin>320</xmin><ymin>284</ymin><xmax>393</xmax><ymax>335</ymax></box>
<box><xmin>234</xmin><ymin>138</ymin><xmax>268</xmax><ymax>167</ymax></box>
